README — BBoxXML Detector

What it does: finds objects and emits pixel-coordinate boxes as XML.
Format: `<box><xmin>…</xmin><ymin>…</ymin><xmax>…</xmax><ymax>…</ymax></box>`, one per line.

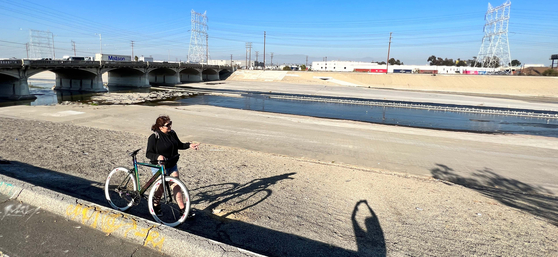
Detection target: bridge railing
<box><xmin>0</xmin><ymin>59</ymin><xmax>23</xmax><ymax>68</ymax></box>
<box><xmin>0</xmin><ymin>59</ymin><xmax>234</xmax><ymax>70</ymax></box>
<box><xmin>148</xmin><ymin>62</ymin><xmax>180</xmax><ymax>68</ymax></box>
<box><xmin>101</xmin><ymin>61</ymin><xmax>146</xmax><ymax>68</ymax></box>
<box><xmin>25</xmin><ymin>60</ymin><xmax>100</xmax><ymax>68</ymax></box>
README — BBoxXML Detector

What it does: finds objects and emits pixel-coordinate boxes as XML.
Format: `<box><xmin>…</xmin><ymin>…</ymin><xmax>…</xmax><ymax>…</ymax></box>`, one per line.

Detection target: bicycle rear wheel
<box><xmin>105</xmin><ymin>167</ymin><xmax>138</xmax><ymax>211</ymax></box>
<box><xmin>148</xmin><ymin>176</ymin><xmax>190</xmax><ymax>227</ymax></box>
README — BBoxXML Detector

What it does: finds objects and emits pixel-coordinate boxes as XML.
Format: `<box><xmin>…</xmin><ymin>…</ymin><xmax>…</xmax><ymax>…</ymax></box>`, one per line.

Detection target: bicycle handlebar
<box><xmin>157</xmin><ymin>154</ymin><xmax>180</xmax><ymax>165</ymax></box>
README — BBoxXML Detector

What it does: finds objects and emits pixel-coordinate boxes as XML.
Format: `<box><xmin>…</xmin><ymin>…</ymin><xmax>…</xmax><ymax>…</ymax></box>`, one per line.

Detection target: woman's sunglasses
<box><xmin>163</xmin><ymin>121</ymin><xmax>172</xmax><ymax>127</ymax></box>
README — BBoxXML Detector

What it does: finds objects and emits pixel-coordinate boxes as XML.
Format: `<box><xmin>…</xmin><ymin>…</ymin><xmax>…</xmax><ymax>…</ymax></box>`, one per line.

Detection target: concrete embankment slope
<box><xmin>228</xmin><ymin>71</ymin><xmax>558</xmax><ymax>98</ymax></box>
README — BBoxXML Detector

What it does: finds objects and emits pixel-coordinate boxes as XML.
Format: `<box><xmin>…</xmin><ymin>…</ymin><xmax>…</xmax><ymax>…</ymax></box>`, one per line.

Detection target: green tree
<box><xmin>388</xmin><ymin>58</ymin><xmax>402</xmax><ymax>65</ymax></box>
<box><xmin>134</xmin><ymin>56</ymin><xmax>138</xmax><ymax>62</ymax></box>
<box><xmin>427</xmin><ymin>55</ymin><xmax>438</xmax><ymax>65</ymax></box>
<box><xmin>300</xmin><ymin>64</ymin><xmax>307</xmax><ymax>71</ymax></box>
<box><xmin>511</xmin><ymin>59</ymin><xmax>521</xmax><ymax>66</ymax></box>
<box><xmin>542</xmin><ymin>69</ymin><xmax>558</xmax><ymax>76</ymax></box>
<box><xmin>282</xmin><ymin>66</ymin><xmax>292</xmax><ymax>71</ymax></box>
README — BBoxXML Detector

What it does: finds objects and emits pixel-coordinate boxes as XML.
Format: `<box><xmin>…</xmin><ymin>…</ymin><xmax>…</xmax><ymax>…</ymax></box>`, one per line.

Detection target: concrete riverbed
<box><xmin>1</xmin><ymin>72</ymin><xmax>558</xmax><ymax>256</ymax></box>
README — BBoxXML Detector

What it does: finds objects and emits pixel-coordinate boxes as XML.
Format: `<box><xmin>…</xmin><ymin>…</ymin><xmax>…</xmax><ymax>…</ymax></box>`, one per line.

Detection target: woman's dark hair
<box><xmin>151</xmin><ymin>115</ymin><xmax>171</xmax><ymax>131</ymax></box>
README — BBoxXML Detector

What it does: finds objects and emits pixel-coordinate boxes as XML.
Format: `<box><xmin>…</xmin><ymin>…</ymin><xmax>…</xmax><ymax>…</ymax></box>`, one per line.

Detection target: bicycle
<box><xmin>104</xmin><ymin>148</ymin><xmax>191</xmax><ymax>227</ymax></box>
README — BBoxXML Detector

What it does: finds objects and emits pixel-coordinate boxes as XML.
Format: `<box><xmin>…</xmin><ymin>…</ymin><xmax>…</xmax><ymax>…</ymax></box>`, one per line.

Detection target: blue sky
<box><xmin>0</xmin><ymin>0</ymin><xmax>556</xmax><ymax>65</ymax></box>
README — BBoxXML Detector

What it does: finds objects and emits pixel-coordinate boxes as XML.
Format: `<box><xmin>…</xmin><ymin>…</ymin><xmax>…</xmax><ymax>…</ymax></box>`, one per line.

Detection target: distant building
<box><xmin>310</xmin><ymin>61</ymin><xmax>499</xmax><ymax>74</ymax></box>
<box><xmin>524</xmin><ymin>64</ymin><xmax>545</xmax><ymax>68</ymax></box>
<box><xmin>139</xmin><ymin>56</ymin><xmax>153</xmax><ymax>62</ymax></box>
<box><xmin>208</xmin><ymin>59</ymin><xmax>245</xmax><ymax>67</ymax></box>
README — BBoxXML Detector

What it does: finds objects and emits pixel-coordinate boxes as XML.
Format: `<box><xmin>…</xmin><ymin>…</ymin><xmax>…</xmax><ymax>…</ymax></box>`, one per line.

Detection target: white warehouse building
<box><xmin>311</xmin><ymin>61</ymin><xmax>499</xmax><ymax>75</ymax></box>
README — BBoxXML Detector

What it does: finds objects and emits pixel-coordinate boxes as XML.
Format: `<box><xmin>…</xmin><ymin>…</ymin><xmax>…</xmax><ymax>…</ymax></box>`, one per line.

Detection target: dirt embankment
<box><xmin>228</xmin><ymin>70</ymin><xmax>558</xmax><ymax>98</ymax></box>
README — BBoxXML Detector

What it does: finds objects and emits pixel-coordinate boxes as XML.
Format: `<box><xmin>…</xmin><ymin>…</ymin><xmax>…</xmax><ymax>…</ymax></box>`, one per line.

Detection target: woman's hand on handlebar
<box><xmin>157</xmin><ymin>155</ymin><xmax>166</xmax><ymax>165</ymax></box>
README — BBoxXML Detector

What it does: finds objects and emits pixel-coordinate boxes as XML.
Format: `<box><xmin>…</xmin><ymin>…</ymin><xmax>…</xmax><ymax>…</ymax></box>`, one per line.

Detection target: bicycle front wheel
<box><xmin>148</xmin><ymin>176</ymin><xmax>190</xmax><ymax>227</ymax></box>
<box><xmin>105</xmin><ymin>167</ymin><xmax>138</xmax><ymax>212</ymax></box>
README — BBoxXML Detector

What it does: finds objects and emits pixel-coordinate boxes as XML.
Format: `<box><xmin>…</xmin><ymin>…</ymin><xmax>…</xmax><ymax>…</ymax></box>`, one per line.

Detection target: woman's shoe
<box><xmin>181</xmin><ymin>208</ymin><xmax>195</xmax><ymax>219</ymax></box>
<box><xmin>153</xmin><ymin>205</ymin><xmax>163</xmax><ymax>217</ymax></box>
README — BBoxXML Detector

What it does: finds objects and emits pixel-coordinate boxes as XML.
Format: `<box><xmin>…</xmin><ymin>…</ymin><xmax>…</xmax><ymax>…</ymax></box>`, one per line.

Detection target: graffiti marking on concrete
<box><xmin>1</xmin><ymin>203</ymin><xmax>40</xmax><ymax>221</ymax></box>
<box><xmin>65</xmin><ymin>203</ymin><xmax>165</xmax><ymax>251</ymax></box>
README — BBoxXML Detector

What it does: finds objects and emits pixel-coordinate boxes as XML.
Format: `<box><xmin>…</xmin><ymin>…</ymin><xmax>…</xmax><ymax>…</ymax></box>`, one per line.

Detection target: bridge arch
<box><xmin>102</xmin><ymin>67</ymin><xmax>149</xmax><ymax>88</ymax></box>
<box><xmin>179</xmin><ymin>68</ymin><xmax>202</xmax><ymax>82</ymax></box>
<box><xmin>219</xmin><ymin>69</ymin><xmax>233</xmax><ymax>80</ymax></box>
<box><xmin>50</xmin><ymin>68</ymin><xmax>101</xmax><ymax>91</ymax></box>
<box><xmin>148</xmin><ymin>68</ymin><xmax>179</xmax><ymax>85</ymax></box>
<box><xmin>202</xmin><ymin>68</ymin><xmax>220</xmax><ymax>81</ymax></box>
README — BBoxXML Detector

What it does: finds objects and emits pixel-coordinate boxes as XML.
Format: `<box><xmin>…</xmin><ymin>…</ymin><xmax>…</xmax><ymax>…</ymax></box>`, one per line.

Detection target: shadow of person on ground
<box><xmin>352</xmin><ymin>200</ymin><xmax>386</xmax><ymax>257</ymax></box>
<box><xmin>191</xmin><ymin>172</ymin><xmax>295</xmax><ymax>218</ymax></box>
<box><xmin>431</xmin><ymin>163</ymin><xmax>558</xmax><ymax>226</ymax></box>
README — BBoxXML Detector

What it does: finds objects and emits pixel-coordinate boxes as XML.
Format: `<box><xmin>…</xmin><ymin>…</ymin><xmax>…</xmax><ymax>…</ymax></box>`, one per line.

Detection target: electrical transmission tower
<box><xmin>245</xmin><ymin>42</ymin><xmax>252</xmax><ymax>69</ymax></box>
<box><xmin>29</xmin><ymin>29</ymin><xmax>55</xmax><ymax>59</ymax></box>
<box><xmin>188</xmin><ymin>10</ymin><xmax>208</xmax><ymax>63</ymax></box>
<box><xmin>475</xmin><ymin>0</ymin><xmax>512</xmax><ymax>68</ymax></box>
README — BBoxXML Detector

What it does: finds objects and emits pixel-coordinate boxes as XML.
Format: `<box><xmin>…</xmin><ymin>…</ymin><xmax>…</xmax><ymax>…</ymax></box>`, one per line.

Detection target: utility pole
<box><xmin>131</xmin><ymin>41</ymin><xmax>134</xmax><ymax>61</ymax></box>
<box><xmin>306</xmin><ymin>55</ymin><xmax>308</xmax><ymax>69</ymax></box>
<box><xmin>386</xmin><ymin>32</ymin><xmax>392</xmax><ymax>74</ymax></box>
<box><xmin>71</xmin><ymin>40</ymin><xmax>76</xmax><ymax>56</ymax></box>
<box><xmin>271</xmin><ymin>52</ymin><xmax>274</xmax><ymax>67</ymax></box>
<box><xmin>25</xmin><ymin>43</ymin><xmax>29</xmax><ymax>59</ymax></box>
<box><xmin>95</xmin><ymin>33</ymin><xmax>102</xmax><ymax>54</ymax></box>
<box><xmin>263</xmin><ymin>31</ymin><xmax>266</xmax><ymax>70</ymax></box>
<box><xmin>52</xmin><ymin>34</ymin><xmax>55</xmax><ymax>59</ymax></box>
<box><xmin>255</xmin><ymin>51</ymin><xmax>259</xmax><ymax>69</ymax></box>
<box><xmin>230</xmin><ymin>54</ymin><xmax>233</xmax><ymax>67</ymax></box>
<box><xmin>244</xmin><ymin>43</ymin><xmax>250</xmax><ymax>69</ymax></box>
<box><xmin>245</xmin><ymin>42</ymin><xmax>252</xmax><ymax>69</ymax></box>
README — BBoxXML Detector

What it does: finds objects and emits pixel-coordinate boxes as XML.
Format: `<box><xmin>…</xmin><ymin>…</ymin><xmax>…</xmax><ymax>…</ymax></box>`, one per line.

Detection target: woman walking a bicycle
<box><xmin>146</xmin><ymin>115</ymin><xmax>199</xmax><ymax>216</ymax></box>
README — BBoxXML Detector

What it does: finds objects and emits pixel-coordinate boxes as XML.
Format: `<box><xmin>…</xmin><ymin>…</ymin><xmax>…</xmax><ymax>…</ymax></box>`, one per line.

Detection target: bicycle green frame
<box><xmin>129</xmin><ymin>151</ymin><xmax>171</xmax><ymax>199</ymax></box>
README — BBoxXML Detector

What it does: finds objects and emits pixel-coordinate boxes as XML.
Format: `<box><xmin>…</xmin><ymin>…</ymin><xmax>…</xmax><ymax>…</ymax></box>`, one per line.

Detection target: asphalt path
<box><xmin>0</xmin><ymin>198</ymin><xmax>167</xmax><ymax>257</ymax></box>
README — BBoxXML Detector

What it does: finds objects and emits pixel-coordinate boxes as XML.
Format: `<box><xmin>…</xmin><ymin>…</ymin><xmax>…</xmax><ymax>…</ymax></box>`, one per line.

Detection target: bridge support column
<box><xmin>203</xmin><ymin>74</ymin><xmax>220</xmax><ymax>81</ymax></box>
<box><xmin>0</xmin><ymin>73</ymin><xmax>35</xmax><ymax>100</ymax></box>
<box><xmin>150</xmin><ymin>71</ymin><xmax>180</xmax><ymax>85</ymax></box>
<box><xmin>180</xmin><ymin>73</ymin><xmax>202</xmax><ymax>82</ymax></box>
<box><xmin>106</xmin><ymin>70</ymin><xmax>150</xmax><ymax>88</ymax></box>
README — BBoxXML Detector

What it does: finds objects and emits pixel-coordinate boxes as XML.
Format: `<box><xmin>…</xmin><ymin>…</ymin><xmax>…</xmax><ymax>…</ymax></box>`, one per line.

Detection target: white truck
<box><xmin>94</xmin><ymin>54</ymin><xmax>132</xmax><ymax>62</ymax></box>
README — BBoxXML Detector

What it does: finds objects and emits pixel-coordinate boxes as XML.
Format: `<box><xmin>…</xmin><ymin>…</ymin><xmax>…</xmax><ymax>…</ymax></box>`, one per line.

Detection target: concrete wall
<box><xmin>229</xmin><ymin>70</ymin><xmax>558</xmax><ymax>98</ymax></box>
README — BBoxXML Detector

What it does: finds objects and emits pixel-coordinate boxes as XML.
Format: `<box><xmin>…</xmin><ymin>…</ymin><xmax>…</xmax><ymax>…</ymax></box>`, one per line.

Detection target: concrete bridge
<box><xmin>0</xmin><ymin>59</ymin><xmax>234</xmax><ymax>100</ymax></box>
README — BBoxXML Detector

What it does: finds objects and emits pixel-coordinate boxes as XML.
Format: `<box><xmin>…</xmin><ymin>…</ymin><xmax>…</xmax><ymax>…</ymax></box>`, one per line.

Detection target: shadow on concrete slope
<box><xmin>431</xmin><ymin>163</ymin><xmax>558</xmax><ymax>227</ymax></box>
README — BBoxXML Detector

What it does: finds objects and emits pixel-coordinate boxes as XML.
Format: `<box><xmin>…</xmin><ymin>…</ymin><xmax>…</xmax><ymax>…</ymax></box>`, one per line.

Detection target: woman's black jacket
<box><xmin>146</xmin><ymin>130</ymin><xmax>191</xmax><ymax>169</ymax></box>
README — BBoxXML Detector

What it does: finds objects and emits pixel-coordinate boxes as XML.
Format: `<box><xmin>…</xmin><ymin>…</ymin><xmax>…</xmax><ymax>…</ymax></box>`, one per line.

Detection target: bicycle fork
<box><xmin>160</xmin><ymin>173</ymin><xmax>174</xmax><ymax>205</ymax></box>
